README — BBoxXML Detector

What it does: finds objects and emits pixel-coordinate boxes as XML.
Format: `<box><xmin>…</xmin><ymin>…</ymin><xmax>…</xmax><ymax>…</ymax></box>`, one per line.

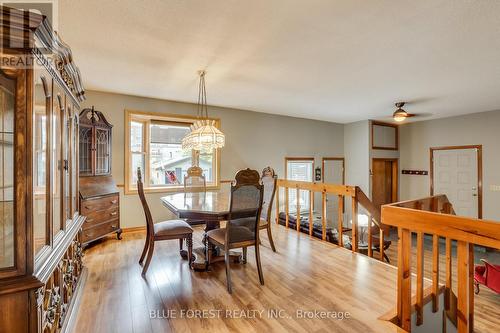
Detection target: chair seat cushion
<box><xmin>207</xmin><ymin>225</ymin><xmax>255</xmax><ymax>245</ymax></box>
<box><xmin>154</xmin><ymin>219</ymin><xmax>193</xmax><ymax>237</ymax></box>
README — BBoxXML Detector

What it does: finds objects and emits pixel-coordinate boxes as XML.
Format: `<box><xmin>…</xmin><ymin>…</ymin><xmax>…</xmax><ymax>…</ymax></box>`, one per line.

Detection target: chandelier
<box><xmin>182</xmin><ymin>71</ymin><xmax>225</xmax><ymax>151</ymax></box>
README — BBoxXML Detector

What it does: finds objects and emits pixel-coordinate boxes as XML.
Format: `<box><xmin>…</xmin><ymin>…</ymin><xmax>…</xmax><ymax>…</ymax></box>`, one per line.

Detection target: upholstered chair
<box><xmin>259</xmin><ymin>166</ymin><xmax>277</xmax><ymax>252</ymax></box>
<box><xmin>137</xmin><ymin>168</ymin><xmax>193</xmax><ymax>276</ymax></box>
<box><xmin>206</xmin><ymin>168</ymin><xmax>264</xmax><ymax>293</ymax></box>
<box><xmin>181</xmin><ymin>165</ymin><xmax>208</xmax><ymax>227</ymax></box>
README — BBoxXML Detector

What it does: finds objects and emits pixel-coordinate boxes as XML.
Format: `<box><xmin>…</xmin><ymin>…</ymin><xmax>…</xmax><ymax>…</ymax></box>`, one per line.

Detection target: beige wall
<box><xmin>399</xmin><ymin>110</ymin><xmax>500</xmax><ymax>221</ymax></box>
<box><xmin>344</xmin><ymin>120</ymin><xmax>370</xmax><ymax>194</ymax></box>
<box><xmin>82</xmin><ymin>90</ymin><xmax>344</xmax><ymax>228</ymax></box>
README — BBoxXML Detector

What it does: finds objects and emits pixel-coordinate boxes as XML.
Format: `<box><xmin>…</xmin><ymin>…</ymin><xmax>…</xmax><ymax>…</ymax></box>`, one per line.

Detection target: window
<box><xmin>371</xmin><ymin>121</ymin><xmax>398</xmax><ymax>150</ymax></box>
<box><xmin>285</xmin><ymin>158</ymin><xmax>314</xmax><ymax>211</ymax></box>
<box><xmin>125</xmin><ymin>110</ymin><xmax>220</xmax><ymax>193</ymax></box>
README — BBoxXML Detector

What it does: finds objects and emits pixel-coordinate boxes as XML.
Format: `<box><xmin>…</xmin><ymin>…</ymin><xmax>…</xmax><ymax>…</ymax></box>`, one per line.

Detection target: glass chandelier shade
<box><xmin>182</xmin><ymin>119</ymin><xmax>225</xmax><ymax>150</ymax></box>
<box><xmin>182</xmin><ymin>71</ymin><xmax>225</xmax><ymax>151</ymax></box>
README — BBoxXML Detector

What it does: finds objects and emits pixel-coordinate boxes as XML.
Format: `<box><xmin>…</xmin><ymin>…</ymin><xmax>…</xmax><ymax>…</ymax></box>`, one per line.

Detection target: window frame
<box><xmin>371</xmin><ymin>120</ymin><xmax>399</xmax><ymax>150</ymax></box>
<box><xmin>124</xmin><ymin>109</ymin><xmax>221</xmax><ymax>194</ymax></box>
<box><xmin>284</xmin><ymin>157</ymin><xmax>315</xmax><ymax>210</ymax></box>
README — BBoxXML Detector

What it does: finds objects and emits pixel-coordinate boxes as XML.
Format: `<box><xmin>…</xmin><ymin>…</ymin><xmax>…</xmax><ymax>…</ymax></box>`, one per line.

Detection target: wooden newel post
<box><xmin>351</xmin><ymin>197</ymin><xmax>358</xmax><ymax>253</ymax></box>
<box><xmin>337</xmin><ymin>195</ymin><xmax>344</xmax><ymax>247</ymax></box>
<box><xmin>397</xmin><ymin>228</ymin><xmax>412</xmax><ymax>332</ymax></box>
<box><xmin>457</xmin><ymin>241</ymin><xmax>474</xmax><ymax>333</ymax></box>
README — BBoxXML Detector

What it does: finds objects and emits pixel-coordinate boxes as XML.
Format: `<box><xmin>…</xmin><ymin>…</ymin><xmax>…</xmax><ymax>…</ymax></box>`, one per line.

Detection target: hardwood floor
<box><xmin>74</xmin><ymin>224</ymin><xmax>498</xmax><ymax>333</ymax></box>
<box><xmin>75</xmin><ymin>224</ymin><xmax>408</xmax><ymax>333</ymax></box>
<box><xmin>384</xmin><ymin>232</ymin><xmax>499</xmax><ymax>333</ymax></box>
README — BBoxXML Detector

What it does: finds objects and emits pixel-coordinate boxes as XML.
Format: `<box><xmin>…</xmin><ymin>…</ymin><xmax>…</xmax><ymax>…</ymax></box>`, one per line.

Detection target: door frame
<box><xmin>430</xmin><ymin>145</ymin><xmax>483</xmax><ymax>219</ymax></box>
<box><xmin>321</xmin><ymin>157</ymin><xmax>345</xmax><ymax>184</ymax></box>
<box><xmin>371</xmin><ymin>158</ymin><xmax>399</xmax><ymax>204</ymax></box>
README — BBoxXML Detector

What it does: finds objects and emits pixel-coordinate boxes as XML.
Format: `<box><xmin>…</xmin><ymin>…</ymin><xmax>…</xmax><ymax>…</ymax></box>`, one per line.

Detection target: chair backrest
<box><xmin>261</xmin><ymin>167</ymin><xmax>277</xmax><ymax>223</ymax></box>
<box><xmin>137</xmin><ymin>168</ymin><xmax>154</xmax><ymax>237</ymax></box>
<box><xmin>184</xmin><ymin>166</ymin><xmax>206</xmax><ymax>192</ymax></box>
<box><xmin>226</xmin><ymin>169</ymin><xmax>264</xmax><ymax>245</ymax></box>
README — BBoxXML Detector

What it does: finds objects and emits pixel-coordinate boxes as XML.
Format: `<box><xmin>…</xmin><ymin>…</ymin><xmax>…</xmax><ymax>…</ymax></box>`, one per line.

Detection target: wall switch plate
<box><xmin>490</xmin><ymin>185</ymin><xmax>500</xmax><ymax>192</ymax></box>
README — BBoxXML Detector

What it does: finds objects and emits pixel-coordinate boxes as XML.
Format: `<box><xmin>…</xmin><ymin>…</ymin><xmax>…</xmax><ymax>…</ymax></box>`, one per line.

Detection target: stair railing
<box><xmin>382</xmin><ymin>195</ymin><xmax>500</xmax><ymax>332</ymax></box>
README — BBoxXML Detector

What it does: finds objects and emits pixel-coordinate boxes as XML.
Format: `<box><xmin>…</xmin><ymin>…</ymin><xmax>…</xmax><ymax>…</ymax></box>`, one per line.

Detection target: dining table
<box><xmin>160</xmin><ymin>189</ymin><xmax>243</xmax><ymax>271</ymax></box>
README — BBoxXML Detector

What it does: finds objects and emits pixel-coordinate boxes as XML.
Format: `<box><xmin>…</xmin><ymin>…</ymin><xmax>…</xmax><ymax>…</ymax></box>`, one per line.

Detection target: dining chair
<box><xmin>137</xmin><ymin>168</ymin><xmax>193</xmax><ymax>276</ymax></box>
<box><xmin>259</xmin><ymin>166</ymin><xmax>277</xmax><ymax>252</ymax></box>
<box><xmin>183</xmin><ymin>166</ymin><xmax>207</xmax><ymax>226</ymax></box>
<box><xmin>184</xmin><ymin>165</ymin><xmax>207</xmax><ymax>192</ymax></box>
<box><xmin>206</xmin><ymin>168</ymin><xmax>264</xmax><ymax>293</ymax></box>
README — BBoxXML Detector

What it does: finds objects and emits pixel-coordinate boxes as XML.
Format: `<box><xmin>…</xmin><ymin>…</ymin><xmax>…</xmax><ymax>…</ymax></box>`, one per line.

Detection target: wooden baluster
<box><xmin>457</xmin><ymin>241</ymin><xmax>471</xmax><ymax>333</ymax></box>
<box><xmin>337</xmin><ymin>195</ymin><xmax>343</xmax><ymax>247</ymax></box>
<box><xmin>445</xmin><ymin>237</ymin><xmax>452</xmax><ymax>311</ymax></box>
<box><xmin>275</xmin><ymin>185</ymin><xmax>280</xmax><ymax>225</ymax></box>
<box><xmin>416</xmin><ymin>232</ymin><xmax>424</xmax><ymax>325</ymax></box>
<box><xmin>379</xmin><ymin>228</ymin><xmax>384</xmax><ymax>261</ymax></box>
<box><xmin>398</xmin><ymin>228</ymin><xmax>412</xmax><ymax>332</ymax></box>
<box><xmin>367</xmin><ymin>214</ymin><xmax>373</xmax><ymax>258</ymax></box>
<box><xmin>285</xmin><ymin>186</ymin><xmax>289</xmax><ymax>228</ymax></box>
<box><xmin>351</xmin><ymin>197</ymin><xmax>358</xmax><ymax>253</ymax></box>
<box><xmin>309</xmin><ymin>191</ymin><xmax>313</xmax><ymax>236</ymax></box>
<box><xmin>296</xmin><ymin>187</ymin><xmax>301</xmax><ymax>232</ymax></box>
<box><xmin>468</xmin><ymin>243</ymin><xmax>474</xmax><ymax>333</ymax></box>
<box><xmin>321</xmin><ymin>191</ymin><xmax>327</xmax><ymax>241</ymax></box>
<box><xmin>432</xmin><ymin>235</ymin><xmax>439</xmax><ymax>313</ymax></box>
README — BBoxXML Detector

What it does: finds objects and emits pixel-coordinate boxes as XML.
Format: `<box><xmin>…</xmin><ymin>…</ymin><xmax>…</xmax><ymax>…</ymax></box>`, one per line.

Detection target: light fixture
<box><xmin>182</xmin><ymin>71</ymin><xmax>225</xmax><ymax>151</ymax></box>
<box><xmin>393</xmin><ymin>102</ymin><xmax>409</xmax><ymax>122</ymax></box>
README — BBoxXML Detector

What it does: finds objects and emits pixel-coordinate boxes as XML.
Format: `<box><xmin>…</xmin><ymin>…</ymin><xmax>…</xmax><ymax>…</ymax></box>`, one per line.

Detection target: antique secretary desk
<box><xmin>0</xmin><ymin>7</ymin><xmax>86</xmax><ymax>332</ymax></box>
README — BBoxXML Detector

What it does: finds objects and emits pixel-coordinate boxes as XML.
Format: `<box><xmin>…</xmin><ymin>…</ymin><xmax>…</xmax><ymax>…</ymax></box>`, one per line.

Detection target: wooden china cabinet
<box><xmin>0</xmin><ymin>7</ymin><xmax>86</xmax><ymax>333</ymax></box>
<box><xmin>78</xmin><ymin>107</ymin><xmax>121</xmax><ymax>245</ymax></box>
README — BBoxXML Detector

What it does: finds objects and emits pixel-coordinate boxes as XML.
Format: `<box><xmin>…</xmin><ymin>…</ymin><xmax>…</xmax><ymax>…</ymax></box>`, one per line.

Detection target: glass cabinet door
<box><xmin>79</xmin><ymin>125</ymin><xmax>93</xmax><ymax>175</ymax></box>
<box><xmin>63</xmin><ymin>104</ymin><xmax>71</xmax><ymax>222</ymax></box>
<box><xmin>52</xmin><ymin>90</ymin><xmax>64</xmax><ymax>238</ymax></box>
<box><xmin>33</xmin><ymin>69</ymin><xmax>51</xmax><ymax>256</ymax></box>
<box><xmin>0</xmin><ymin>72</ymin><xmax>15</xmax><ymax>270</ymax></box>
<box><xmin>71</xmin><ymin>113</ymin><xmax>78</xmax><ymax>216</ymax></box>
<box><xmin>95</xmin><ymin>127</ymin><xmax>111</xmax><ymax>175</ymax></box>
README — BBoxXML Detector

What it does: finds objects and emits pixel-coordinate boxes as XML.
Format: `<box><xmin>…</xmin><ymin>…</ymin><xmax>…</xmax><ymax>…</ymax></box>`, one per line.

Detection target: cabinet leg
<box><xmin>116</xmin><ymin>229</ymin><xmax>123</xmax><ymax>240</ymax></box>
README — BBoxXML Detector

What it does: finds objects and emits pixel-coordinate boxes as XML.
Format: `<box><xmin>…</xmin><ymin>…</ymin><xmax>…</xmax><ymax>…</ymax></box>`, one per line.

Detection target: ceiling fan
<box><xmin>392</xmin><ymin>102</ymin><xmax>416</xmax><ymax>122</ymax></box>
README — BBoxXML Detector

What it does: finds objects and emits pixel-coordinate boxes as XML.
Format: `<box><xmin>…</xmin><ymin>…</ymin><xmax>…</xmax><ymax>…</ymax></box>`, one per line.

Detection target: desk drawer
<box><xmin>83</xmin><ymin>207</ymin><xmax>119</xmax><ymax>229</ymax></box>
<box><xmin>81</xmin><ymin>194</ymin><xmax>119</xmax><ymax>214</ymax></box>
<box><xmin>81</xmin><ymin>220</ymin><xmax>119</xmax><ymax>243</ymax></box>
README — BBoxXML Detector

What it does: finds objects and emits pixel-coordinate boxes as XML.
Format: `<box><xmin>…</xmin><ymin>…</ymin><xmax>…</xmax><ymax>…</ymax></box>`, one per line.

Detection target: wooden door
<box><xmin>432</xmin><ymin>148</ymin><xmax>479</xmax><ymax>218</ymax></box>
<box><xmin>372</xmin><ymin>159</ymin><xmax>398</xmax><ymax>209</ymax></box>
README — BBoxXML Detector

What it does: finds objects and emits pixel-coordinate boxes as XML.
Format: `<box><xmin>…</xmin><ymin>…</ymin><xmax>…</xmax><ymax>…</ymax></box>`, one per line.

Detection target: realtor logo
<box><xmin>0</xmin><ymin>0</ymin><xmax>58</xmax><ymax>52</ymax></box>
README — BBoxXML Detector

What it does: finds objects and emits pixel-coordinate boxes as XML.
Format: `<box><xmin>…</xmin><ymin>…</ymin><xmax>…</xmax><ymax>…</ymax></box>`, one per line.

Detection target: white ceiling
<box><xmin>59</xmin><ymin>0</ymin><xmax>500</xmax><ymax>124</ymax></box>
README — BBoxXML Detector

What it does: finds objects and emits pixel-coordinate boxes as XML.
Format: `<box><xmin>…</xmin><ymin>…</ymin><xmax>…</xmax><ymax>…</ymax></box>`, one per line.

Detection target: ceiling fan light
<box><xmin>393</xmin><ymin>109</ymin><xmax>408</xmax><ymax>122</ymax></box>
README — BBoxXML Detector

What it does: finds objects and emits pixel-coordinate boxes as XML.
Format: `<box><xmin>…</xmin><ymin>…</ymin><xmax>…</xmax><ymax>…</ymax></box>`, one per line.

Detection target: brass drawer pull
<box><xmin>110</xmin><ymin>211</ymin><xmax>117</xmax><ymax>216</ymax></box>
<box><xmin>85</xmin><ymin>206</ymin><xmax>92</xmax><ymax>210</ymax></box>
<box><xmin>111</xmin><ymin>225</ymin><xmax>117</xmax><ymax>229</ymax></box>
<box><xmin>87</xmin><ymin>218</ymin><xmax>94</xmax><ymax>222</ymax></box>
<box><xmin>111</xmin><ymin>199</ymin><xmax>117</xmax><ymax>204</ymax></box>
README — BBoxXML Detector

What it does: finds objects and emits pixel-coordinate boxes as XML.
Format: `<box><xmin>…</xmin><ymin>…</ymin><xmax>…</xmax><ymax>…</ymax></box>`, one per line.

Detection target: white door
<box><xmin>323</xmin><ymin>159</ymin><xmax>344</xmax><ymax>228</ymax></box>
<box><xmin>432</xmin><ymin>148</ymin><xmax>479</xmax><ymax>218</ymax></box>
